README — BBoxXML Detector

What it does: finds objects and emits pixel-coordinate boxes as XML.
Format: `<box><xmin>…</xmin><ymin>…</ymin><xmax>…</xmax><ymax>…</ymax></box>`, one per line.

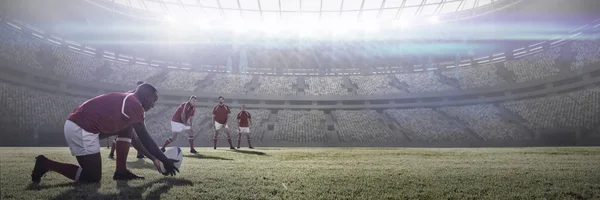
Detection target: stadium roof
<box><xmin>105</xmin><ymin>0</ymin><xmax>508</xmax><ymax>21</ymax></box>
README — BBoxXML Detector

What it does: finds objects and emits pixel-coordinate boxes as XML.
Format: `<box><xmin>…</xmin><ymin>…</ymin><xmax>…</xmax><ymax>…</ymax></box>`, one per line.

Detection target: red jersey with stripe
<box><xmin>171</xmin><ymin>102</ymin><xmax>195</xmax><ymax>123</ymax></box>
<box><xmin>237</xmin><ymin>111</ymin><xmax>251</xmax><ymax>127</ymax></box>
<box><xmin>67</xmin><ymin>93</ymin><xmax>145</xmax><ymax>134</ymax></box>
<box><xmin>212</xmin><ymin>104</ymin><xmax>230</xmax><ymax>124</ymax></box>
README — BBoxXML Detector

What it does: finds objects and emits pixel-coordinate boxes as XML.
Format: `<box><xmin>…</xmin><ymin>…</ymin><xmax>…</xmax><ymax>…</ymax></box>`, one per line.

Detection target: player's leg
<box><xmin>111</xmin><ymin>128</ymin><xmax>144</xmax><ymax>180</ymax></box>
<box><xmin>236</xmin><ymin>128</ymin><xmax>242</xmax><ymax>149</ymax></box>
<box><xmin>161</xmin><ymin>132</ymin><xmax>178</xmax><ymax>152</ymax></box>
<box><xmin>32</xmin><ymin>120</ymin><xmax>101</xmax><ymax>183</ymax></box>
<box><xmin>162</xmin><ymin>121</ymin><xmax>182</xmax><ymax>151</ymax></box>
<box><xmin>108</xmin><ymin>137</ymin><xmax>116</xmax><ymax>159</ymax></box>
<box><xmin>213</xmin><ymin>121</ymin><xmax>223</xmax><ymax>149</ymax></box>
<box><xmin>188</xmin><ymin>129</ymin><xmax>197</xmax><ymax>153</ymax></box>
<box><xmin>213</xmin><ymin>129</ymin><xmax>220</xmax><ymax>150</ymax></box>
<box><xmin>246</xmin><ymin>129</ymin><xmax>254</xmax><ymax>149</ymax></box>
<box><xmin>224</xmin><ymin>126</ymin><xmax>235</xmax><ymax>149</ymax></box>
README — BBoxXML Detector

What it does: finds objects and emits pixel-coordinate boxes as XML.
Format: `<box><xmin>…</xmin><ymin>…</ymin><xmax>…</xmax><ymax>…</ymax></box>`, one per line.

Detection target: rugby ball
<box><xmin>159</xmin><ymin>147</ymin><xmax>183</xmax><ymax>175</ymax></box>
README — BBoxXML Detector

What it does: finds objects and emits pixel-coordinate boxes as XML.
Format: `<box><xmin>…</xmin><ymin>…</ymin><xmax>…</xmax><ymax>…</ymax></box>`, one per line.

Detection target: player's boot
<box><xmin>108</xmin><ymin>154</ymin><xmax>115</xmax><ymax>159</ymax></box>
<box><xmin>230</xmin><ymin>146</ymin><xmax>235</xmax><ymax>150</ymax></box>
<box><xmin>236</xmin><ymin>146</ymin><xmax>240</xmax><ymax>149</ymax></box>
<box><xmin>113</xmin><ymin>170</ymin><xmax>145</xmax><ymax>181</ymax></box>
<box><xmin>160</xmin><ymin>148</ymin><xmax>166</xmax><ymax>152</ymax></box>
<box><xmin>31</xmin><ymin>155</ymin><xmax>49</xmax><ymax>183</ymax></box>
<box><xmin>136</xmin><ymin>153</ymin><xmax>145</xmax><ymax>159</ymax></box>
<box><xmin>190</xmin><ymin>149</ymin><xmax>198</xmax><ymax>154</ymax></box>
<box><xmin>249</xmin><ymin>146</ymin><xmax>255</xmax><ymax>149</ymax></box>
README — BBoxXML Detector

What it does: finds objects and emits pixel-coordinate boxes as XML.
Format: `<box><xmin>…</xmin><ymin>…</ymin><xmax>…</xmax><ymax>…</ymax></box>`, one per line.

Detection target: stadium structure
<box><xmin>1</xmin><ymin>0</ymin><xmax>600</xmax><ymax>148</ymax></box>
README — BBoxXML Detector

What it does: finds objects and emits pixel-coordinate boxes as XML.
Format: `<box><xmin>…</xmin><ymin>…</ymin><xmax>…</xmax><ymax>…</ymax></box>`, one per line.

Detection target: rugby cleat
<box><xmin>31</xmin><ymin>155</ymin><xmax>49</xmax><ymax>183</ymax></box>
<box><xmin>113</xmin><ymin>170</ymin><xmax>145</xmax><ymax>181</ymax></box>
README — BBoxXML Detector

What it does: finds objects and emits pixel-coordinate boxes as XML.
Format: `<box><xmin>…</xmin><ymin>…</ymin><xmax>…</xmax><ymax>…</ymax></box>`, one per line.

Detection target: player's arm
<box><xmin>130</xmin><ymin>132</ymin><xmax>157</xmax><ymax>161</ymax></box>
<box><xmin>132</xmin><ymin>123</ymin><xmax>179</xmax><ymax>175</ymax></box>
<box><xmin>181</xmin><ymin>105</ymin><xmax>187</xmax><ymax>125</ymax></box>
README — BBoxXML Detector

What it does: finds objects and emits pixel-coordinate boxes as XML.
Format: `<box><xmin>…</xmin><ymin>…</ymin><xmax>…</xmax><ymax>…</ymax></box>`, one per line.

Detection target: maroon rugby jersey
<box><xmin>212</xmin><ymin>104</ymin><xmax>230</xmax><ymax>124</ymax></box>
<box><xmin>67</xmin><ymin>93</ymin><xmax>145</xmax><ymax>134</ymax></box>
<box><xmin>171</xmin><ymin>102</ymin><xmax>195</xmax><ymax>123</ymax></box>
<box><xmin>237</xmin><ymin>111</ymin><xmax>251</xmax><ymax>127</ymax></box>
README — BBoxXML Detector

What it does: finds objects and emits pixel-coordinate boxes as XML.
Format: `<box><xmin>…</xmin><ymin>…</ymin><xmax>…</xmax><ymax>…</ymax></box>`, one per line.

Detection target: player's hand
<box><xmin>161</xmin><ymin>159</ymin><xmax>180</xmax><ymax>176</ymax></box>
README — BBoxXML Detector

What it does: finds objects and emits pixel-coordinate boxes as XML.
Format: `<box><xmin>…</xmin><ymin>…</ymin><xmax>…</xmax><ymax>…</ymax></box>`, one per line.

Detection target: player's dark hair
<box><xmin>218</xmin><ymin>96</ymin><xmax>224</xmax><ymax>100</ymax></box>
<box><xmin>190</xmin><ymin>95</ymin><xmax>197</xmax><ymax>100</ymax></box>
<box><xmin>136</xmin><ymin>83</ymin><xmax>157</xmax><ymax>94</ymax></box>
<box><xmin>136</xmin><ymin>81</ymin><xmax>145</xmax><ymax>85</ymax></box>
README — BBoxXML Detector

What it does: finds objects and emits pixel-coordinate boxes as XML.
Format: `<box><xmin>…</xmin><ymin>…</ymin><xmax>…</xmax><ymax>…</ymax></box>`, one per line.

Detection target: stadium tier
<box><xmin>1</xmin><ymin>23</ymin><xmax>600</xmax><ymax>97</ymax></box>
<box><xmin>2</xmin><ymin>80</ymin><xmax>600</xmax><ymax>146</ymax></box>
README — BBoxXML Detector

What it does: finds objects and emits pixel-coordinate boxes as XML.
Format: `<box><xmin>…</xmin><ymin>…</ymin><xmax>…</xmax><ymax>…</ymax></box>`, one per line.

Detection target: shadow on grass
<box><xmin>45</xmin><ymin>177</ymin><xmax>193</xmax><ymax>200</ymax></box>
<box><xmin>27</xmin><ymin>182</ymin><xmax>79</xmax><ymax>190</ymax></box>
<box><xmin>127</xmin><ymin>159</ymin><xmax>156</xmax><ymax>170</ymax></box>
<box><xmin>230</xmin><ymin>149</ymin><xmax>267</xmax><ymax>156</ymax></box>
<box><xmin>183</xmin><ymin>154</ymin><xmax>233</xmax><ymax>160</ymax></box>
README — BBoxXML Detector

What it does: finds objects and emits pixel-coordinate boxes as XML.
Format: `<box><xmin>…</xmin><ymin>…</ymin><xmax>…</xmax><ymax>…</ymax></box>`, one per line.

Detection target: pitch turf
<box><xmin>1</xmin><ymin>147</ymin><xmax>600</xmax><ymax>200</ymax></box>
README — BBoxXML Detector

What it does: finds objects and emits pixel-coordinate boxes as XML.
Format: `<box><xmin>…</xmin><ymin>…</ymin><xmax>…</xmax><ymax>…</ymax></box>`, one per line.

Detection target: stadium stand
<box><xmin>274</xmin><ymin>110</ymin><xmax>327</xmax><ymax>142</ymax></box>
<box><xmin>332</xmin><ymin>110</ymin><xmax>399</xmax><ymax>143</ymax></box>
<box><xmin>52</xmin><ymin>46</ymin><xmax>105</xmax><ymax>81</ymax></box>
<box><xmin>99</xmin><ymin>63</ymin><xmax>163</xmax><ymax>87</ymax></box>
<box><xmin>157</xmin><ymin>70</ymin><xmax>207</xmax><ymax>91</ymax></box>
<box><xmin>441</xmin><ymin>64</ymin><xmax>507</xmax><ymax>89</ymax></box>
<box><xmin>395</xmin><ymin>72</ymin><xmax>455</xmax><ymax>93</ymax></box>
<box><xmin>384</xmin><ymin>108</ymin><xmax>475</xmax><ymax>142</ymax></box>
<box><xmin>254</xmin><ymin>76</ymin><xmax>297</xmax><ymax>96</ymax></box>
<box><xmin>0</xmin><ymin>26</ymin><xmax>43</xmax><ymax>70</ymax></box>
<box><xmin>0</xmin><ymin>82</ymin><xmax>85</xmax><ymax>145</ymax></box>
<box><xmin>505</xmin><ymin>47</ymin><xmax>561</xmax><ymax>82</ymax></box>
<box><xmin>350</xmin><ymin>75</ymin><xmax>405</xmax><ymax>95</ymax></box>
<box><xmin>571</xmin><ymin>38</ymin><xmax>600</xmax><ymax>70</ymax></box>
<box><xmin>201</xmin><ymin>74</ymin><xmax>251</xmax><ymax>94</ymax></box>
<box><xmin>440</xmin><ymin>104</ymin><xmax>531</xmax><ymax>141</ymax></box>
<box><xmin>305</xmin><ymin>76</ymin><xmax>348</xmax><ymax>96</ymax></box>
<box><xmin>501</xmin><ymin>87</ymin><xmax>600</xmax><ymax>132</ymax></box>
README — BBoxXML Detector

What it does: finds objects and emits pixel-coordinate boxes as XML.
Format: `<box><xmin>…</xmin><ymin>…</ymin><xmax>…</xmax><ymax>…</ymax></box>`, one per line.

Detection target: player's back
<box><xmin>68</xmin><ymin>92</ymin><xmax>144</xmax><ymax>134</ymax></box>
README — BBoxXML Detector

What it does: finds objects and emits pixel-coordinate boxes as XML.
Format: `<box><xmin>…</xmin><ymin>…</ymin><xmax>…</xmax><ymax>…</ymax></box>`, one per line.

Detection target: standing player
<box><xmin>31</xmin><ymin>84</ymin><xmax>178</xmax><ymax>183</ymax></box>
<box><xmin>213</xmin><ymin>96</ymin><xmax>235</xmax><ymax>149</ymax></box>
<box><xmin>160</xmin><ymin>96</ymin><xmax>198</xmax><ymax>153</ymax></box>
<box><xmin>236</xmin><ymin>105</ymin><xmax>254</xmax><ymax>149</ymax></box>
<box><xmin>109</xmin><ymin>81</ymin><xmax>146</xmax><ymax>159</ymax></box>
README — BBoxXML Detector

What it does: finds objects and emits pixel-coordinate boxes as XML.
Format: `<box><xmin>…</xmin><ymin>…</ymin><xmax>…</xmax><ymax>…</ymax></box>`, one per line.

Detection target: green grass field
<box><xmin>1</xmin><ymin>147</ymin><xmax>600</xmax><ymax>200</ymax></box>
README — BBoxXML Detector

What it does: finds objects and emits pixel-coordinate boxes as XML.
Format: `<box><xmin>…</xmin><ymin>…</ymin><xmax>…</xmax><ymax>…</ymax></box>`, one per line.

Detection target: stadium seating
<box><xmin>52</xmin><ymin>46</ymin><xmax>105</xmax><ymax>81</ymax></box>
<box><xmin>0</xmin><ymin>82</ymin><xmax>86</xmax><ymax>144</ymax></box>
<box><xmin>332</xmin><ymin>110</ymin><xmax>398</xmax><ymax>143</ymax></box>
<box><xmin>157</xmin><ymin>70</ymin><xmax>208</xmax><ymax>91</ymax></box>
<box><xmin>395</xmin><ymin>72</ymin><xmax>455</xmax><ymax>93</ymax></box>
<box><xmin>0</xmin><ymin>25</ymin><xmax>43</xmax><ymax>70</ymax></box>
<box><xmin>503</xmin><ymin>87</ymin><xmax>600</xmax><ymax>132</ymax></box>
<box><xmin>505</xmin><ymin>48</ymin><xmax>561</xmax><ymax>82</ymax></box>
<box><xmin>274</xmin><ymin>110</ymin><xmax>327</xmax><ymax>142</ymax></box>
<box><xmin>201</xmin><ymin>74</ymin><xmax>251</xmax><ymax>94</ymax></box>
<box><xmin>350</xmin><ymin>75</ymin><xmax>405</xmax><ymax>95</ymax></box>
<box><xmin>305</xmin><ymin>76</ymin><xmax>348</xmax><ymax>96</ymax></box>
<box><xmin>440</xmin><ymin>104</ymin><xmax>531</xmax><ymax>141</ymax></box>
<box><xmin>99</xmin><ymin>63</ymin><xmax>163</xmax><ymax>87</ymax></box>
<box><xmin>383</xmin><ymin>108</ymin><xmax>475</xmax><ymax>142</ymax></box>
<box><xmin>441</xmin><ymin>64</ymin><xmax>507</xmax><ymax>89</ymax></box>
<box><xmin>571</xmin><ymin>38</ymin><xmax>600</xmax><ymax>70</ymax></box>
<box><xmin>254</xmin><ymin>76</ymin><xmax>297</xmax><ymax>96</ymax></box>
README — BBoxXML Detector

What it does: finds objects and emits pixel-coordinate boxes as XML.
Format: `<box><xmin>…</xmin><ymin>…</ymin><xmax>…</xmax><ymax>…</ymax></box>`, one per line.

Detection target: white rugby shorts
<box><xmin>239</xmin><ymin>127</ymin><xmax>250</xmax><ymax>134</ymax></box>
<box><xmin>214</xmin><ymin>121</ymin><xmax>229</xmax><ymax>130</ymax></box>
<box><xmin>64</xmin><ymin>120</ymin><xmax>100</xmax><ymax>156</ymax></box>
<box><xmin>171</xmin><ymin>121</ymin><xmax>191</xmax><ymax>132</ymax></box>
